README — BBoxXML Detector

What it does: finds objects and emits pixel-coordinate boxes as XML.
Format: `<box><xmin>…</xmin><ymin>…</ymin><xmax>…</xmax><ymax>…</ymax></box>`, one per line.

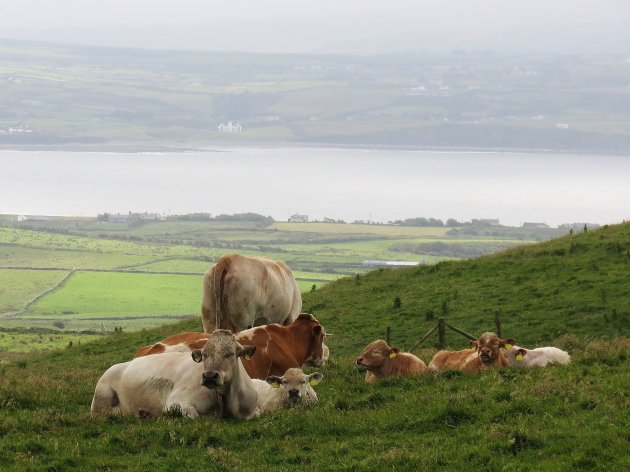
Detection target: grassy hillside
<box><xmin>0</xmin><ymin>223</ymin><xmax>628</xmax><ymax>470</ymax></box>
<box><xmin>1</xmin><ymin>218</ymin><xmax>558</xmax><ymax>336</ymax></box>
<box><xmin>304</xmin><ymin>222</ymin><xmax>630</xmax><ymax>356</ymax></box>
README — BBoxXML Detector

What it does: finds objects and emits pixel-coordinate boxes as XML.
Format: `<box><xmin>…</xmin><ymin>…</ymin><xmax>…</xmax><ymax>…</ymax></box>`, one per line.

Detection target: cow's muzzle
<box><xmin>288</xmin><ymin>389</ymin><xmax>301</xmax><ymax>400</ymax></box>
<box><xmin>202</xmin><ymin>371</ymin><xmax>222</xmax><ymax>388</ymax></box>
<box><xmin>479</xmin><ymin>352</ymin><xmax>493</xmax><ymax>364</ymax></box>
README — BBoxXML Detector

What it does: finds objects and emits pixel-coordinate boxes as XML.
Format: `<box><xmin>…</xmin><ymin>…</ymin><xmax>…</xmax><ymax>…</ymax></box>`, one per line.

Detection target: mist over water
<box><xmin>1</xmin><ymin>148</ymin><xmax>628</xmax><ymax>227</ymax></box>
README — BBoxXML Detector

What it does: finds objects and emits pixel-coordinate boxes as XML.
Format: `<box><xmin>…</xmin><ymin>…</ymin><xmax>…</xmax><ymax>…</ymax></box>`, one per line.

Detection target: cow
<box><xmin>428</xmin><ymin>332</ymin><xmax>516</xmax><ymax>373</ymax></box>
<box><xmin>356</xmin><ymin>339</ymin><xmax>427</xmax><ymax>383</ymax></box>
<box><xmin>252</xmin><ymin>368</ymin><xmax>323</xmax><ymax>413</ymax></box>
<box><xmin>201</xmin><ymin>254</ymin><xmax>302</xmax><ymax>333</ymax></box>
<box><xmin>503</xmin><ymin>345</ymin><xmax>570</xmax><ymax>368</ymax></box>
<box><xmin>91</xmin><ymin>330</ymin><xmax>259</xmax><ymax>419</ymax></box>
<box><xmin>134</xmin><ymin>313</ymin><xmax>329</xmax><ymax>380</ymax></box>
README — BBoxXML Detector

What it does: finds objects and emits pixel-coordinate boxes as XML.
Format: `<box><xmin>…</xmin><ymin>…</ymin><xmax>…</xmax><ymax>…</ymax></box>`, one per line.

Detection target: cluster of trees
<box><xmin>390</xmin><ymin>218</ymin><xmax>465</xmax><ymax>227</ymax></box>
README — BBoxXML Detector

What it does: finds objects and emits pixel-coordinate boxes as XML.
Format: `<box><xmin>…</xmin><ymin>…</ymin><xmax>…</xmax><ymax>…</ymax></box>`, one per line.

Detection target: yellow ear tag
<box><xmin>516</xmin><ymin>354</ymin><xmax>524</xmax><ymax>361</ymax></box>
<box><xmin>471</xmin><ymin>346</ymin><xmax>477</xmax><ymax>352</ymax></box>
<box><xmin>244</xmin><ymin>354</ymin><xmax>251</xmax><ymax>360</ymax></box>
<box><xmin>309</xmin><ymin>379</ymin><xmax>320</xmax><ymax>386</ymax></box>
<box><xmin>389</xmin><ymin>352</ymin><xmax>397</xmax><ymax>359</ymax></box>
<box><xmin>504</xmin><ymin>343</ymin><xmax>513</xmax><ymax>350</ymax></box>
<box><xmin>271</xmin><ymin>382</ymin><xmax>280</xmax><ymax>388</ymax></box>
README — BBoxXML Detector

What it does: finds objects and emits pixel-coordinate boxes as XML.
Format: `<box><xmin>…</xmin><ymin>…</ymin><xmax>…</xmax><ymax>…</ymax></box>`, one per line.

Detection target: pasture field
<box><xmin>0</xmin><ymin>244</ymin><xmax>153</xmax><ymax>270</ymax></box>
<box><xmin>271</xmin><ymin>222</ymin><xmax>452</xmax><ymax>237</ymax></box>
<box><xmin>26</xmin><ymin>271</ymin><xmax>201</xmax><ymax>318</ymax></box>
<box><xmin>0</xmin><ymin>224</ymin><xmax>628</xmax><ymax>469</ymax></box>
<box><xmin>0</xmin><ymin>269</ymin><xmax>68</xmax><ymax>314</ymax></box>
<box><xmin>0</xmin><ymin>319</ymin><xmax>627</xmax><ymax>470</ymax></box>
<box><xmin>0</xmin><ymin>217</ymin><xmax>568</xmax><ymax>353</ymax></box>
<box><xmin>0</xmin><ymin>331</ymin><xmax>101</xmax><ymax>353</ymax></box>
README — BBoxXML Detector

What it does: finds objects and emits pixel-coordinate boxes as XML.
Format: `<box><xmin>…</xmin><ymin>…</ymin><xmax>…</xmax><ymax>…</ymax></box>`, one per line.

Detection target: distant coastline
<box><xmin>1</xmin><ymin>141</ymin><xmax>628</xmax><ymax>156</ymax></box>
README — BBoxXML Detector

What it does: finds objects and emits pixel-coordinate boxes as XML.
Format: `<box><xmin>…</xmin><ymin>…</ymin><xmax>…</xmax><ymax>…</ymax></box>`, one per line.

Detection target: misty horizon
<box><xmin>1</xmin><ymin>0</ymin><xmax>629</xmax><ymax>55</ymax></box>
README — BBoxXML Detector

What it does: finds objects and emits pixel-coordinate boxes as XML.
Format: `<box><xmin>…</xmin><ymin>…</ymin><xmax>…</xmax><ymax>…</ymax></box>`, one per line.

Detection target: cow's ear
<box><xmin>238</xmin><ymin>345</ymin><xmax>256</xmax><ymax>360</ymax></box>
<box><xmin>266</xmin><ymin>376</ymin><xmax>283</xmax><ymax>388</ymax></box>
<box><xmin>191</xmin><ymin>350</ymin><xmax>203</xmax><ymax>363</ymax></box>
<box><xmin>501</xmin><ymin>338</ymin><xmax>516</xmax><ymax>350</ymax></box>
<box><xmin>515</xmin><ymin>348</ymin><xmax>527</xmax><ymax>361</ymax></box>
<box><xmin>308</xmin><ymin>372</ymin><xmax>323</xmax><ymax>386</ymax></box>
<box><xmin>313</xmin><ymin>325</ymin><xmax>322</xmax><ymax>336</ymax></box>
<box><xmin>389</xmin><ymin>348</ymin><xmax>400</xmax><ymax>359</ymax></box>
<box><xmin>469</xmin><ymin>340</ymin><xmax>479</xmax><ymax>352</ymax></box>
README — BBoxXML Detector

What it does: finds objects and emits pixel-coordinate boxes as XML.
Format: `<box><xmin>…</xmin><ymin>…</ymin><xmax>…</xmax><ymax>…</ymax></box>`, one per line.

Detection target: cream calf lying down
<box><xmin>356</xmin><ymin>339</ymin><xmax>427</xmax><ymax>383</ymax></box>
<box><xmin>252</xmin><ymin>368</ymin><xmax>323</xmax><ymax>413</ymax></box>
<box><xmin>503</xmin><ymin>345</ymin><xmax>571</xmax><ymax>367</ymax></box>
<box><xmin>91</xmin><ymin>330</ymin><xmax>259</xmax><ymax>419</ymax></box>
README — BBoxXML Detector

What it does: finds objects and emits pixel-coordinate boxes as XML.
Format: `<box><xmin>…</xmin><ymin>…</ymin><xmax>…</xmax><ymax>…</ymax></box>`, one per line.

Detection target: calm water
<box><xmin>0</xmin><ymin>148</ymin><xmax>628</xmax><ymax>227</ymax></box>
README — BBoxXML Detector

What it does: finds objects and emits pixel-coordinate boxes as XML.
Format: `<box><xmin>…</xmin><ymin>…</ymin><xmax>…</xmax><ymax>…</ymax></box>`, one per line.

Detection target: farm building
<box><xmin>289</xmin><ymin>214</ymin><xmax>309</xmax><ymax>223</ymax></box>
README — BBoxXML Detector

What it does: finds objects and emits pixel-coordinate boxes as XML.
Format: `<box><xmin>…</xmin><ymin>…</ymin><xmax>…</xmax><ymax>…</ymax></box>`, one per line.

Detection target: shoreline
<box><xmin>0</xmin><ymin>141</ymin><xmax>628</xmax><ymax>156</ymax></box>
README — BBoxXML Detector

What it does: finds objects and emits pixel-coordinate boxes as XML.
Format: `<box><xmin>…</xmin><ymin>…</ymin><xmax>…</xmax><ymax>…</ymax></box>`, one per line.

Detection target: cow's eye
<box><xmin>224</xmin><ymin>353</ymin><xmax>234</xmax><ymax>359</ymax></box>
<box><xmin>301</xmin><ymin>380</ymin><xmax>306</xmax><ymax>385</ymax></box>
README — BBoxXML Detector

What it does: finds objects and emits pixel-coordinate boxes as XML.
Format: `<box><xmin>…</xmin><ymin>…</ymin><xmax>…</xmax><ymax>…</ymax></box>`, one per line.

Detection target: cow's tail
<box><xmin>212</xmin><ymin>255</ymin><xmax>232</xmax><ymax>332</ymax></box>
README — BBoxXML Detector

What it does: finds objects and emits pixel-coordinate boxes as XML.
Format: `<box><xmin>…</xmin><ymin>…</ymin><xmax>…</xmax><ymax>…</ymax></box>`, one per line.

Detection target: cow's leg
<box><xmin>91</xmin><ymin>385</ymin><xmax>120</xmax><ymax>414</ymax></box>
<box><xmin>165</xmin><ymin>401</ymin><xmax>200</xmax><ymax>419</ymax></box>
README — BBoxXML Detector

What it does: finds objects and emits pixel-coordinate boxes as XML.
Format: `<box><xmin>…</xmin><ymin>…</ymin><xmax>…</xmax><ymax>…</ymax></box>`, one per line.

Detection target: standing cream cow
<box><xmin>201</xmin><ymin>254</ymin><xmax>302</xmax><ymax>333</ymax></box>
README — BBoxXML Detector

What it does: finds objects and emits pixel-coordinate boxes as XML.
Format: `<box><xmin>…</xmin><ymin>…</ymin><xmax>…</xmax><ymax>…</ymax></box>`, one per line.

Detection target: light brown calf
<box><xmin>356</xmin><ymin>339</ymin><xmax>427</xmax><ymax>383</ymax></box>
<box><xmin>428</xmin><ymin>332</ymin><xmax>516</xmax><ymax>373</ymax></box>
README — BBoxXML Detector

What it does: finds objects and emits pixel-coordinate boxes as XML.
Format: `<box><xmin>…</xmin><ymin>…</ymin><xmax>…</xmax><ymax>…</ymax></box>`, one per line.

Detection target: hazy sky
<box><xmin>1</xmin><ymin>0</ymin><xmax>629</xmax><ymax>53</ymax></box>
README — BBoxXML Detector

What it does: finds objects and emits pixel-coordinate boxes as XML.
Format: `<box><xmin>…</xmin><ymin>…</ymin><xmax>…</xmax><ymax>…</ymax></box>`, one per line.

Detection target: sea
<box><xmin>1</xmin><ymin>147</ymin><xmax>628</xmax><ymax>227</ymax></box>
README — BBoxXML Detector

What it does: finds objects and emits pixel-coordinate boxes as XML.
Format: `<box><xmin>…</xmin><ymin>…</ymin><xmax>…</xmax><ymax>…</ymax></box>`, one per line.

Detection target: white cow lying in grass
<box><xmin>91</xmin><ymin>330</ymin><xmax>259</xmax><ymax>419</ymax></box>
<box><xmin>503</xmin><ymin>345</ymin><xmax>571</xmax><ymax>368</ymax></box>
<box><xmin>252</xmin><ymin>368</ymin><xmax>323</xmax><ymax>413</ymax></box>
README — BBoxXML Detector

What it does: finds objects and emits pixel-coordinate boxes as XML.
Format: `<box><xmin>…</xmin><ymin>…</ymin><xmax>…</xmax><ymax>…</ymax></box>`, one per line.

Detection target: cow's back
<box><xmin>393</xmin><ymin>353</ymin><xmax>428</xmax><ymax>376</ymax></box>
<box><xmin>428</xmin><ymin>349</ymin><xmax>476</xmax><ymax>372</ymax></box>
<box><xmin>201</xmin><ymin>254</ymin><xmax>301</xmax><ymax>333</ymax></box>
<box><xmin>117</xmin><ymin>352</ymin><xmax>214</xmax><ymax>417</ymax></box>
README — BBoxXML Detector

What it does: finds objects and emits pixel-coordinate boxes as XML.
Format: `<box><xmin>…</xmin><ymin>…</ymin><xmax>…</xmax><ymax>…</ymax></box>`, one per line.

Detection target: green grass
<box><xmin>0</xmin><ymin>331</ymin><xmax>101</xmax><ymax>353</ymax></box>
<box><xmin>0</xmin><ymin>224</ymin><xmax>629</xmax><ymax>469</ymax></box>
<box><xmin>0</xmin><ymin>324</ymin><xmax>627</xmax><ymax>470</ymax></box>
<box><xmin>0</xmin><ymin>269</ymin><xmax>67</xmax><ymax>314</ymax></box>
<box><xmin>26</xmin><ymin>271</ymin><xmax>202</xmax><ymax>318</ymax></box>
<box><xmin>303</xmin><ymin>223</ymin><xmax>630</xmax><ymax>353</ymax></box>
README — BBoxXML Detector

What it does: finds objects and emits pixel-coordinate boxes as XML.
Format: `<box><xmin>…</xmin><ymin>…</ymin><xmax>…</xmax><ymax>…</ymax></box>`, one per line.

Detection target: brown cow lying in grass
<box><xmin>356</xmin><ymin>339</ymin><xmax>427</xmax><ymax>383</ymax></box>
<box><xmin>428</xmin><ymin>332</ymin><xmax>516</xmax><ymax>373</ymax></box>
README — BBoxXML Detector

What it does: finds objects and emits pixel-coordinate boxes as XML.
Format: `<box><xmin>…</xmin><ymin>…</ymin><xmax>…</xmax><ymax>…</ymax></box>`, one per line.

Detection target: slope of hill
<box><xmin>304</xmin><ymin>222</ymin><xmax>630</xmax><ymax>357</ymax></box>
<box><xmin>0</xmin><ymin>224</ymin><xmax>628</xmax><ymax>470</ymax></box>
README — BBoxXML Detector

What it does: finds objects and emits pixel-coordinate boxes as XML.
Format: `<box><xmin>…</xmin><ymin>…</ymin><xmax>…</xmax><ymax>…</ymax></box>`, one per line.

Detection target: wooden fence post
<box><xmin>495</xmin><ymin>311</ymin><xmax>502</xmax><ymax>338</ymax></box>
<box><xmin>407</xmin><ymin>323</ymin><xmax>439</xmax><ymax>353</ymax></box>
<box><xmin>444</xmin><ymin>321</ymin><xmax>477</xmax><ymax>341</ymax></box>
<box><xmin>438</xmin><ymin>317</ymin><xmax>446</xmax><ymax>349</ymax></box>
<box><xmin>386</xmin><ymin>326</ymin><xmax>391</xmax><ymax>345</ymax></box>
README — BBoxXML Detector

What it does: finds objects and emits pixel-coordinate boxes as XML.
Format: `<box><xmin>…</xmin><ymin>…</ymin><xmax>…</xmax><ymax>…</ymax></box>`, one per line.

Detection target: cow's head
<box><xmin>356</xmin><ymin>340</ymin><xmax>399</xmax><ymax>372</ymax></box>
<box><xmin>295</xmin><ymin>313</ymin><xmax>329</xmax><ymax>368</ymax></box>
<box><xmin>265</xmin><ymin>368</ymin><xmax>323</xmax><ymax>407</ymax></box>
<box><xmin>502</xmin><ymin>346</ymin><xmax>528</xmax><ymax>366</ymax></box>
<box><xmin>191</xmin><ymin>329</ymin><xmax>256</xmax><ymax>389</ymax></box>
<box><xmin>469</xmin><ymin>332</ymin><xmax>516</xmax><ymax>366</ymax></box>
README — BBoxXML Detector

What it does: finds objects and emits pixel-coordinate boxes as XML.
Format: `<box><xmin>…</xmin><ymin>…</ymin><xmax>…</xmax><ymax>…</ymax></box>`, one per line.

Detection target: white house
<box><xmin>288</xmin><ymin>214</ymin><xmax>308</xmax><ymax>223</ymax></box>
<box><xmin>218</xmin><ymin>121</ymin><xmax>242</xmax><ymax>133</ymax></box>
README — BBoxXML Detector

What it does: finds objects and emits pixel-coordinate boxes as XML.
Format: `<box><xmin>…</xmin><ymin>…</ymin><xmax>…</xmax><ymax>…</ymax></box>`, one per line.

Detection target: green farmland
<box><xmin>0</xmin><ymin>216</ymin><xmax>565</xmax><ymax>352</ymax></box>
<box><xmin>0</xmin><ymin>222</ymin><xmax>628</xmax><ymax>470</ymax></box>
